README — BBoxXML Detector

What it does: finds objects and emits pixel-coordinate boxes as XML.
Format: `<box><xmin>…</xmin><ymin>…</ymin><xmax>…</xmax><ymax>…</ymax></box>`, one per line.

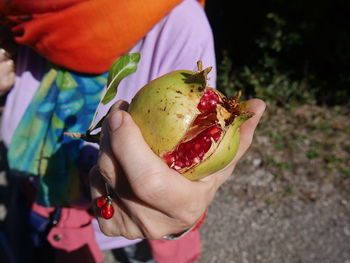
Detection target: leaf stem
<box><xmin>64</xmin><ymin>131</ymin><xmax>100</xmax><ymax>143</ymax></box>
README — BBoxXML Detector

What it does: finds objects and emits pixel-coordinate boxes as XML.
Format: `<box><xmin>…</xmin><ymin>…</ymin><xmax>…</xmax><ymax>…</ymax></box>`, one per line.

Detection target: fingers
<box><xmin>97</xmin><ymin>101</ymin><xmax>128</xmax><ymax>188</ymax></box>
<box><xmin>0</xmin><ymin>50</ymin><xmax>15</xmax><ymax>95</ymax></box>
<box><xmin>90</xmin><ymin>165</ymin><xmax>193</xmax><ymax>239</ymax></box>
<box><xmin>0</xmin><ymin>61</ymin><xmax>14</xmax><ymax>72</ymax></box>
<box><xmin>89</xmin><ymin>166</ymin><xmax>108</xmax><ymax>216</ymax></box>
<box><xmin>105</xmin><ymin>110</ymin><xmax>164</xmax><ymax>183</ymax></box>
<box><xmin>99</xmin><ymin>100</ymin><xmax>166</xmax><ymax>188</ymax></box>
<box><xmin>99</xmin><ymin>100</ymin><xmax>209</xmax><ymax>217</ymax></box>
<box><xmin>89</xmin><ymin>165</ymin><xmax>144</xmax><ymax>239</ymax></box>
<box><xmin>102</xmin><ymin>102</ymin><xmax>175</xmax><ymax>197</ymax></box>
<box><xmin>0</xmin><ymin>72</ymin><xmax>15</xmax><ymax>94</ymax></box>
<box><xmin>0</xmin><ymin>48</ymin><xmax>10</xmax><ymax>61</ymax></box>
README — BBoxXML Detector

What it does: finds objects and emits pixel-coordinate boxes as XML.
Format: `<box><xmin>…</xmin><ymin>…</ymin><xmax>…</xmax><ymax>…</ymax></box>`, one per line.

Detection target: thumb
<box><xmin>102</xmin><ymin>103</ymin><xmax>171</xmax><ymax>190</ymax></box>
<box><xmin>102</xmin><ymin>105</ymin><xmax>209</xmax><ymax>217</ymax></box>
<box><xmin>100</xmin><ymin>102</ymin><xmax>221</xmax><ymax>217</ymax></box>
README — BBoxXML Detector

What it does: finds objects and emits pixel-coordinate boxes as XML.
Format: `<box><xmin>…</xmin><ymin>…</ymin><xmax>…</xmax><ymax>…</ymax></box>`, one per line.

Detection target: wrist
<box><xmin>162</xmin><ymin>210</ymin><xmax>207</xmax><ymax>240</ymax></box>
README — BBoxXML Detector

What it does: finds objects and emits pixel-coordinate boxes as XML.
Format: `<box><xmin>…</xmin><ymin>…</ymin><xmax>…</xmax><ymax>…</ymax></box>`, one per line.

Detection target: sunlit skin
<box><xmin>0</xmin><ymin>49</ymin><xmax>15</xmax><ymax>96</ymax></box>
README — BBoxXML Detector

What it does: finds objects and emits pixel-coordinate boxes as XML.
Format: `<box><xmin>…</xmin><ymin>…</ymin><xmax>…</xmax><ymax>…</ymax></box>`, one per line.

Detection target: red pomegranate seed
<box><xmin>163</xmin><ymin>125</ymin><xmax>223</xmax><ymax>171</ymax></box>
<box><xmin>175</xmin><ymin>160</ymin><xmax>184</xmax><ymax>168</ymax></box>
<box><xmin>197</xmin><ymin>89</ymin><xmax>220</xmax><ymax>112</ymax></box>
<box><xmin>163</xmin><ymin>89</ymin><xmax>223</xmax><ymax>171</ymax></box>
<box><xmin>194</xmin><ymin>143</ymin><xmax>201</xmax><ymax>151</ymax></box>
<box><xmin>198</xmin><ymin>151</ymin><xmax>205</xmax><ymax>158</ymax></box>
<box><xmin>209</xmin><ymin>126</ymin><xmax>220</xmax><ymax>135</ymax></box>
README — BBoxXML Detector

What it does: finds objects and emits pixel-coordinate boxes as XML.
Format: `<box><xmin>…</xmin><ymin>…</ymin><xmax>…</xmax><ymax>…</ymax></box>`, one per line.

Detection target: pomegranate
<box><xmin>128</xmin><ymin>62</ymin><xmax>253</xmax><ymax>181</ymax></box>
<box><xmin>67</xmin><ymin>60</ymin><xmax>252</xmax><ymax>181</ymax></box>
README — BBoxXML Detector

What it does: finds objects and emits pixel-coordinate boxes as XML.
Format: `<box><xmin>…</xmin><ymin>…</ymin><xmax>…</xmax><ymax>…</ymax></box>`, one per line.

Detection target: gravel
<box><xmin>1</xmin><ymin>105</ymin><xmax>350</xmax><ymax>263</ymax></box>
<box><xmin>199</xmin><ymin>183</ymin><xmax>350</xmax><ymax>263</ymax></box>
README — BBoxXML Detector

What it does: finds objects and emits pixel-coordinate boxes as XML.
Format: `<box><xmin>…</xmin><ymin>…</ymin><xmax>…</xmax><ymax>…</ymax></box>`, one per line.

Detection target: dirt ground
<box><xmin>197</xmin><ymin>104</ymin><xmax>350</xmax><ymax>263</ymax></box>
<box><xmin>1</xmin><ymin>104</ymin><xmax>350</xmax><ymax>262</ymax></box>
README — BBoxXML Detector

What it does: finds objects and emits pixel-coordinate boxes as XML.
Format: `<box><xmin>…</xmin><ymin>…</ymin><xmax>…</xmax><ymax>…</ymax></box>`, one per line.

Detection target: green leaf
<box><xmin>101</xmin><ymin>53</ymin><xmax>141</xmax><ymax>105</ymax></box>
<box><xmin>87</xmin><ymin>53</ymin><xmax>141</xmax><ymax>132</ymax></box>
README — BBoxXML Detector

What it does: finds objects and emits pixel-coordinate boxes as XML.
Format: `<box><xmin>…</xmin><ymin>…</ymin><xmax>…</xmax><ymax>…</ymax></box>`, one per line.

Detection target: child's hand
<box><xmin>0</xmin><ymin>49</ymin><xmax>15</xmax><ymax>96</ymax></box>
<box><xmin>89</xmin><ymin>99</ymin><xmax>265</xmax><ymax>239</ymax></box>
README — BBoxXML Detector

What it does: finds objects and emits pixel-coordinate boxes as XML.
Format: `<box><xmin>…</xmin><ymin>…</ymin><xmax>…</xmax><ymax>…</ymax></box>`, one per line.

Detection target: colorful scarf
<box><xmin>2</xmin><ymin>0</ymin><xmax>205</xmax><ymax>206</ymax></box>
<box><xmin>8</xmin><ymin>68</ymin><xmax>107</xmax><ymax>206</ymax></box>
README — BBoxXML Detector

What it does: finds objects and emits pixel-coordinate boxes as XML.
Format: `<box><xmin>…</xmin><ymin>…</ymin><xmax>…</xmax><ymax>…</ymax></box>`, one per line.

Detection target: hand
<box><xmin>89</xmin><ymin>99</ymin><xmax>265</xmax><ymax>239</ymax></box>
<box><xmin>0</xmin><ymin>49</ymin><xmax>15</xmax><ymax>96</ymax></box>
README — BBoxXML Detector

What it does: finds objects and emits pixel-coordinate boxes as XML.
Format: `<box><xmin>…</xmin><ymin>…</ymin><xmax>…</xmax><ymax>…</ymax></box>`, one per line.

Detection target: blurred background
<box><xmin>207</xmin><ymin>0</ymin><xmax>349</xmax><ymax>105</ymax></box>
<box><xmin>196</xmin><ymin>1</ymin><xmax>350</xmax><ymax>262</ymax></box>
<box><xmin>1</xmin><ymin>0</ymin><xmax>349</xmax><ymax>262</ymax></box>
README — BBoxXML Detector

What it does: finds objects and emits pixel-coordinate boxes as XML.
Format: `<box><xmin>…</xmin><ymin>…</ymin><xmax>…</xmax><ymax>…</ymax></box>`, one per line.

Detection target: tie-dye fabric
<box><xmin>8</xmin><ymin>67</ymin><xmax>106</xmax><ymax>206</ymax></box>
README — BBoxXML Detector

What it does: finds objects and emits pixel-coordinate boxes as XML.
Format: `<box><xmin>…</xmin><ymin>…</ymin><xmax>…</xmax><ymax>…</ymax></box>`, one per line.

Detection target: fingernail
<box><xmin>119</xmin><ymin>101</ymin><xmax>129</xmax><ymax>111</ymax></box>
<box><xmin>0</xmin><ymin>48</ymin><xmax>10</xmax><ymax>58</ymax></box>
<box><xmin>110</xmin><ymin>100</ymin><xmax>129</xmax><ymax>113</ymax></box>
<box><xmin>108</xmin><ymin>110</ymin><xmax>123</xmax><ymax>131</ymax></box>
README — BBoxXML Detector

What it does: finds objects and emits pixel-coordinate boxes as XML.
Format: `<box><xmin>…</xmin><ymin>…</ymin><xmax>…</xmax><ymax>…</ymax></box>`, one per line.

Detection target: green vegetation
<box><xmin>208</xmin><ymin>1</ymin><xmax>350</xmax><ymax>200</ymax></box>
<box><xmin>236</xmin><ymin>104</ymin><xmax>350</xmax><ymax>201</ymax></box>
<box><xmin>207</xmin><ymin>0</ymin><xmax>350</xmax><ymax>106</ymax></box>
<box><xmin>217</xmin><ymin>13</ymin><xmax>314</xmax><ymax>106</ymax></box>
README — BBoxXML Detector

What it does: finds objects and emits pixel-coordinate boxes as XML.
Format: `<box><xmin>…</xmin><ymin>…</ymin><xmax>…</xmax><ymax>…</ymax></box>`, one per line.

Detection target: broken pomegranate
<box><xmin>128</xmin><ymin>62</ymin><xmax>253</xmax><ymax>180</ymax></box>
<box><xmin>65</xmin><ymin>58</ymin><xmax>252</xmax><ymax>180</ymax></box>
<box><xmin>162</xmin><ymin>89</ymin><xmax>222</xmax><ymax>171</ymax></box>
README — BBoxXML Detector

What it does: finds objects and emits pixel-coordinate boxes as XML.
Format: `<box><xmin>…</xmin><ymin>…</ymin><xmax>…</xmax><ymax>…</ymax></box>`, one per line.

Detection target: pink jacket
<box><xmin>33</xmin><ymin>203</ymin><xmax>202</xmax><ymax>263</ymax></box>
<box><xmin>32</xmin><ymin>203</ymin><xmax>104</xmax><ymax>262</ymax></box>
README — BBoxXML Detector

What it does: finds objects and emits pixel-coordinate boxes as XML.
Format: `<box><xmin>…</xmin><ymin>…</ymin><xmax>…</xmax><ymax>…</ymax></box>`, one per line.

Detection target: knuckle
<box><xmin>97</xmin><ymin>155</ymin><xmax>116</xmax><ymax>183</ymax></box>
<box><xmin>134</xmin><ymin>214</ymin><xmax>164</xmax><ymax>239</ymax></box>
<box><xmin>134</xmin><ymin>174</ymin><xmax>167</xmax><ymax>201</ymax></box>
<box><xmin>97</xmin><ymin>165</ymin><xmax>110</xmax><ymax>180</ymax></box>
<box><xmin>139</xmin><ymin>224</ymin><xmax>163</xmax><ymax>240</ymax></box>
<box><xmin>177</xmin><ymin>206</ymin><xmax>205</xmax><ymax>228</ymax></box>
<box><xmin>0</xmin><ymin>59</ymin><xmax>13</xmax><ymax>69</ymax></box>
<box><xmin>97</xmin><ymin>164</ymin><xmax>110</xmax><ymax>179</ymax></box>
<box><xmin>124</xmin><ymin>232</ymin><xmax>142</xmax><ymax>240</ymax></box>
<box><xmin>178</xmin><ymin>214</ymin><xmax>198</xmax><ymax>229</ymax></box>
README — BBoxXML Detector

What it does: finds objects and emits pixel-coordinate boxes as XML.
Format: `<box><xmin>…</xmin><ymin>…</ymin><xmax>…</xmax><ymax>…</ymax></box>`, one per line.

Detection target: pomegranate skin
<box><xmin>128</xmin><ymin>67</ymin><xmax>249</xmax><ymax>180</ymax></box>
<box><xmin>129</xmin><ymin>70</ymin><xmax>206</xmax><ymax>156</ymax></box>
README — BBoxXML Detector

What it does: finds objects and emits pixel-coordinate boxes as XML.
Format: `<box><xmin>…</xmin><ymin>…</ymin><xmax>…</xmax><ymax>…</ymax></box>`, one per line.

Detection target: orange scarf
<box><xmin>1</xmin><ymin>0</ymin><xmax>192</xmax><ymax>73</ymax></box>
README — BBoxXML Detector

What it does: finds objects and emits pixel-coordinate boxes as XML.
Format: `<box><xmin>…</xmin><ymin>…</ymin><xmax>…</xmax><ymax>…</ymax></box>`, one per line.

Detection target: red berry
<box><xmin>101</xmin><ymin>203</ymin><xmax>114</xmax><ymax>219</ymax></box>
<box><xmin>96</xmin><ymin>196</ymin><xmax>107</xmax><ymax>208</ymax></box>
